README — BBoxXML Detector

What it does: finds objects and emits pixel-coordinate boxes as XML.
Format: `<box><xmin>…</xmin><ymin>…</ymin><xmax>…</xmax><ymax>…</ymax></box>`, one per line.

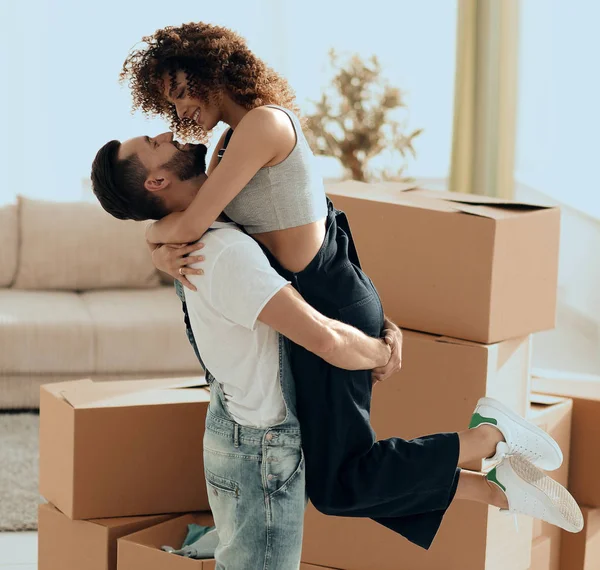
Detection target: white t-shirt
<box><xmin>184</xmin><ymin>221</ymin><xmax>290</xmax><ymax>428</ymax></box>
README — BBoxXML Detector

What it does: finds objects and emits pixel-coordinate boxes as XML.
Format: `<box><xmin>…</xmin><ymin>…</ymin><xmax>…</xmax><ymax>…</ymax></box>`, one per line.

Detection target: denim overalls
<box><xmin>253</xmin><ymin>198</ymin><xmax>462</xmax><ymax>550</ymax></box>
<box><xmin>175</xmin><ymin>273</ymin><xmax>305</xmax><ymax>569</ymax></box>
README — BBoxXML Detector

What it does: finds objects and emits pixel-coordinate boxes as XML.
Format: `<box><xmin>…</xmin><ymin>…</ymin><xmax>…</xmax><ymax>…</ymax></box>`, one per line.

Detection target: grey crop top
<box><xmin>221</xmin><ymin>105</ymin><xmax>328</xmax><ymax>234</ymax></box>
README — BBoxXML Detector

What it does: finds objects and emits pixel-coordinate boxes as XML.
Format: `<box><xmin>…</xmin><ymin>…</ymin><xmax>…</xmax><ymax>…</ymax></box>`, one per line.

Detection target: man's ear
<box><xmin>144</xmin><ymin>175</ymin><xmax>170</xmax><ymax>192</ymax></box>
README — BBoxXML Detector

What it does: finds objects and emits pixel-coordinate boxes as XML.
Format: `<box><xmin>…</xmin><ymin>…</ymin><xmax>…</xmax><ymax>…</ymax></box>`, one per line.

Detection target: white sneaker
<box><xmin>470</xmin><ymin>397</ymin><xmax>563</xmax><ymax>471</ymax></box>
<box><xmin>487</xmin><ymin>454</ymin><xmax>584</xmax><ymax>533</ymax></box>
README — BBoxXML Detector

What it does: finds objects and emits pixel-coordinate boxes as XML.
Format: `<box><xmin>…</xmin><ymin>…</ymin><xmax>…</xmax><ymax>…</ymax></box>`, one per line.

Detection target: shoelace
<box><xmin>495</xmin><ymin>441</ymin><xmax>542</xmax><ymax>465</ymax></box>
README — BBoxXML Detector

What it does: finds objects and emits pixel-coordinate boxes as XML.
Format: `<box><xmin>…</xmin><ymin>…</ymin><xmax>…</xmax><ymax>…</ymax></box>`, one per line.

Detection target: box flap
<box><xmin>326</xmin><ymin>182</ymin><xmax>552</xmax><ymax>220</ymax></box>
<box><xmin>532</xmin><ymin>368</ymin><xmax>600</xmax><ymax>401</ymax></box>
<box><xmin>436</xmin><ymin>336</ymin><xmax>488</xmax><ymax>349</ymax></box>
<box><xmin>43</xmin><ymin>378</ymin><xmax>93</xmax><ymax>398</ymax></box>
<box><xmin>57</xmin><ymin>377</ymin><xmax>209</xmax><ymax>409</ymax></box>
<box><xmin>160</xmin><ymin>376</ymin><xmax>209</xmax><ymax>389</ymax></box>
<box><xmin>328</xmin><ymin>183</ymin><xmax>455</xmax><ymax>213</ymax></box>
<box><xmin>530</xmin><ymin>393</ymin><xmax>569</xmax><ymax>407</ymax></box>
<box><xmin>78</xmin><ymin>386</ymin><xmax>210</xmax><ymax>409</ymax></box>
<box><xmin>442</xmin><ymin>202</ymin><xmax>547</xmax><ymax>220</ymax></box>
<box><xmin>414</xmin><ymin>188</ymin><xmax>552</xmax><ymax>209</ymax></box>
<box><xmin>417</xmin><ymin>189</ymin><xmax>552</xmax><ymax>220</ymax></box>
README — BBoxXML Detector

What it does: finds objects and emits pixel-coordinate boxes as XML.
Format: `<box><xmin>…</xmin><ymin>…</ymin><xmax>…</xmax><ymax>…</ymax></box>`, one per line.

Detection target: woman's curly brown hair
<box><xmin>120</xmin><ymin>22</ymin><xmax>301</xmax><ymax>142</ymax></box>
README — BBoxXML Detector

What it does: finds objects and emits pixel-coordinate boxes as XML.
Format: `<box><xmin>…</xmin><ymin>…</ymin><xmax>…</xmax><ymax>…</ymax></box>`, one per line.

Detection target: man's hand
<box><xmin>151</xmin><ymin>243</ymin><xmax>205</xmax><ymax>292</ymax></box>
<box><xmin>372</xmin><ymin>317</ymin><xmax>403</xmax><ymax>386</ymax></box>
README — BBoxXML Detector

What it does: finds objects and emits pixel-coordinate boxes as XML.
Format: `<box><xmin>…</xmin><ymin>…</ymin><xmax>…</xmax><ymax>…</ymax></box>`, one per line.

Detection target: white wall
<box><xmin>276</xmin><ymin>0</ymin><xmax>458</xmax><ymax>180</ymax></box>
<box><xmin>0</xmin><ymin>0</ymin><xmax>289</xmax><ymax>204</ymax></box>
<box><xmin>0</xmin><ymin>0</ymin><xmax>457</xmax><ymax>204</ymax></box>
<box><xmin>515</xmin><ymin>0</ymin><xmax>600</xmax><ymax>375</ymax></box>
<box><xmin>516</xmin><ymin>0</ymin><xmax>600</xmax><ymax>218</ymax></box>
<box><xmin>516</xmin><ymin>184</ymin><xmax>600</xmax><ymax>375</ymax></box>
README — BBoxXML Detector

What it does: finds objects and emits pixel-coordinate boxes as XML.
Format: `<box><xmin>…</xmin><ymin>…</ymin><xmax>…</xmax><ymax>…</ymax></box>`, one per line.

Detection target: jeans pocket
<box><xmin>339</xmin><ymin>293</ymin><xmax>383</xmax><ymax>338</ymax></box>
<box><xmin>205</xmin><ymin>467</ymin><xmax>240</xmax><ymax>547</ymax></box>
<box><xmin>268</xmin><ymin>447</ymin><xmax>305</xmax><ymax>498</ymax></box>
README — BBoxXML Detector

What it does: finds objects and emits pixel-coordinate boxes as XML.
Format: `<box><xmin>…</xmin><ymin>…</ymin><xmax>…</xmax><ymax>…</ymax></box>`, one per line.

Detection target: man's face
<box><xmin>119</xmin><ymin>131</ymin><xmax>206</xmax><ymax>181</ymax></box>
<box><xmin>162</xmin><ymin>70</ymin><xmax>221</xmax><ymax>132</ymax></box>
<box><xmin>117</xmin><ymin>132</ymin><xmax>207</xmax><ymax>212</ymax></box>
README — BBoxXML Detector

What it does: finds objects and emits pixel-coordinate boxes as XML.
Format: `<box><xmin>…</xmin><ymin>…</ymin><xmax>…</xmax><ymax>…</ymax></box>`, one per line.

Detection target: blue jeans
<box><xmin>175</xmin><ymin>277</ymin><xmax>306</xmax><ymax>570</ymax></box>
<box><xmin>203</xmin><ymin>393</ymin><xmax>305</xmax><ymax>569</ymax></box>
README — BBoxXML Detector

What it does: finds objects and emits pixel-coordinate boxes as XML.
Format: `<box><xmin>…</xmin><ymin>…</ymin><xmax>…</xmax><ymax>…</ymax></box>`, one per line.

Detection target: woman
<box><xmin>121</xmin><ymin>21</ymin><xmax>582</xmax><ymax>555</ymax></box>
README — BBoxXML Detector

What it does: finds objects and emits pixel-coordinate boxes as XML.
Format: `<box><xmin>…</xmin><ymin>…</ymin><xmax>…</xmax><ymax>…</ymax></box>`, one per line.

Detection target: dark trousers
<box><xmin>256</xmin><ymin>199</ymin><xmax>461</xmax><ymax>550</ymax></box>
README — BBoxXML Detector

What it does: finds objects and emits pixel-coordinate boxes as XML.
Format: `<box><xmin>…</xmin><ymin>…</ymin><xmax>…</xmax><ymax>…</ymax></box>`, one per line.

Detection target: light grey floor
<box><xmin>0</xmin><ymin>532</ymin><xmax>37</xmax><ymax>569</ymax></box>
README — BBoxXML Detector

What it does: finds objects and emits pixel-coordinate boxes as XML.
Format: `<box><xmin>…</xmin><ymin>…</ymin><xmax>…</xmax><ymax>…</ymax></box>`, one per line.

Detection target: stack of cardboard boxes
<box><xmin>298</xmin><ymin>182</ymin><xmax>563</xmax><ymax>570</ymax></box>
<box><xmin>37</xmin><ymin>182</ymin><xmax>598</xmax><ymax>569</ymax></box>
<box><xmin>527</xmin><ymin>394</ymin><xmax>574</xmax><ymax>570</ymax></box>
<box><xmin>37</xmin><ymin>376</ymin><xmax>218</xmax><ymax>569</ymax></box>
<box><xmin>532</xmin><ymin>371</ymin><xmax>600</xmax><ymax>570</ymax></box>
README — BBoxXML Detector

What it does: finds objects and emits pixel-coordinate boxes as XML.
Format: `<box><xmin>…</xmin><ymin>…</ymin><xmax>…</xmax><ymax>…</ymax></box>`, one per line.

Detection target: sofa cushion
<box><xmin>80</xmin><ymin>287</ymin><xmax>202</xmax><ymax>374</ymax></box>
<box><xmin>0</xmin><ymin>290</ymin><xmax>95</xmax><ymax>374</ymax></box>
<box><xmin>13</xmin><ymin>196</ymin><xmax>161</xmax><ymax>290</ymax></box>
<box><xmin>0</xmin><ymin>202</ymin><xmax>18</xmax><ymax>287</ymax></box>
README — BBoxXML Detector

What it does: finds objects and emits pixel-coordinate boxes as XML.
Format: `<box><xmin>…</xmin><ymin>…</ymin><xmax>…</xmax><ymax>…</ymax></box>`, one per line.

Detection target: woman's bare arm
<box><xmin>146</xmin><ymin>107</ymin><xmax>288</xmax><ymax>244</ymax></box>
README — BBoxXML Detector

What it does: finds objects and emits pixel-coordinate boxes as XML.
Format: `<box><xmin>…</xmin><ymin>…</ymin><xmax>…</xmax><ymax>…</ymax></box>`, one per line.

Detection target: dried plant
<box><xmin>305</xmin><ymin>49</ymin><xmax>422</xmax><ymax>182</ymax></box>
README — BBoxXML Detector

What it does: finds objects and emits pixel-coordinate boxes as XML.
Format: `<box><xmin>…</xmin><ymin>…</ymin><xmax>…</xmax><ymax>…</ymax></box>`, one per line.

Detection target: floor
<box><xmin>0</xmin><ymin>532</ymin><xmax>37</xmax><ymax>569</ymax></box>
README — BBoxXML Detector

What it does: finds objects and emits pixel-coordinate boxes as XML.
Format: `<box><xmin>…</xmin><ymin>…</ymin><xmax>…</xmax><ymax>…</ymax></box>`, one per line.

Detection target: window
<box><xmin>1</xmin><ymin>0</ymin><xmax>458</xmax><ymax>205</ymax></box>
<box><xmin>0</xmin><ymin>0</ymin><xmax>281</xmax><ymax>204</ymax></box>
<box><xmin>516</xmin><ymin>0</ymin><xmax>600</xmax><ymax>218</ymax></box>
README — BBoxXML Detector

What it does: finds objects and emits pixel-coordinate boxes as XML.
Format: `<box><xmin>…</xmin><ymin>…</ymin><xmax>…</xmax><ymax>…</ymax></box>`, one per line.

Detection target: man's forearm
<box><xmin>258</xmin><ymin>285</ymin><xmax>391</xmax><ymax>371</ymax></box>
<box><xmin>319</xmin><ymin>319</ymin><xmax>390</xmax><ymax>371</ymax></box>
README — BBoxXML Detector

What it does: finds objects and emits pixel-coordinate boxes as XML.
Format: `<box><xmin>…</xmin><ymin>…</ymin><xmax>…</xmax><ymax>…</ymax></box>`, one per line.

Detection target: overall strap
<box><xmin>217</xmin><ymin>128</ymin><xmax>234</xmax><ymax>162</ymax></box>
<box><xmin>174</xmin><ymin>257</ymin><xmax>216</xmax><ymax>383</ymax></box>
<box><xmin>326</xmin><ymin>197</ymin><xmax>362</xmax><ymax>269</ymax></box>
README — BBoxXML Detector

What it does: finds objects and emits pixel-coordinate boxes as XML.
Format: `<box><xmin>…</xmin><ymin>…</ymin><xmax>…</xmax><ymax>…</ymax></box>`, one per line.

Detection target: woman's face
<box><xmin>162</xmin><ymin>70</ymin><xmax>221</xmax><ymax>132</ymax></box>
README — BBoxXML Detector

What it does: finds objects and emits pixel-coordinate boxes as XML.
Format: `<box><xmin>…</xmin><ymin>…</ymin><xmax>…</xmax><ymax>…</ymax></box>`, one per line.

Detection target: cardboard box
<box><xmin>300</xmin><ymin>565</ymin><xmax>341</xmax><ymax>569</ymax></box>
<box><xmin>560</xmin><ymin>507</ymin><xmax>600</xmax><ymax>570</ymax></box>
<box><xmin>302</xmin><ymin>502</ymin><xmax>532</xmax><ymax>570</ymax></box>
<box><xmin>531</xmin><ymin>371</ymin><xmax>600</xmax><ymax>507</ymax></box>
<box><xmin>37</xmin><ymin>502</ymin><xmax>174</xmax><ymax>570</ymax></box>
<box><xmin>528</xmin><ymin>394</ymin><xmax>573</xmax><ymax>570</ymax></box>
<box><xmin>39</xmin><ymin>377</ymin><xmax>211</xmax><ymax>520</ymax></box>
<box><xmin>301</xmin><ymin>331</ymin><xmax>533</xmax><ymax>570</ymax></box>
<box><xmin>370</xmin><ymin>330</ymin><xmax>531</xmax><ymax>457</ymax></box>
<box><xmin>118</xmin><ymin>512</ymin><xmax>215</xmax><ymax>569</ymax></box>
<box><xmin>529</xmin><ymin>536</ymin><xmax>552</xmax><ymax>570</ymax></box>
<box><xmin>327</xmin><ymin>181</ymin><xmax>560</xmax><ymax>344</ymax></box>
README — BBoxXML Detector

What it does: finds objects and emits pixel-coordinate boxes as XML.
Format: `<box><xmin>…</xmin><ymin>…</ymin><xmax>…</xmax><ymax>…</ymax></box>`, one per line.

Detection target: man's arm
<box><xmin>258</xmin><ymin>285</ymin><xmax>391</xmax><ymax>371</ymax></box>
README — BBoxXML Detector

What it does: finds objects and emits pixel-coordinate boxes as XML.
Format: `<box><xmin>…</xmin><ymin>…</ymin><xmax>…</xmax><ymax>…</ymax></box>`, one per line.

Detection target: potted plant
<box><xmin>305</xmin><ymin>49</ymin><xmax>422</xmax><ymax>182</ymax></box>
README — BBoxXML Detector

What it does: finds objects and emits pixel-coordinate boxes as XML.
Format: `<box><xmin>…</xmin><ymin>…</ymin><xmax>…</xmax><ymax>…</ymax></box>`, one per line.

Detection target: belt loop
<box><xmin>233</xmin><ymin>423</ymin><xmax>240</xmax><ymax>448</ymax></box>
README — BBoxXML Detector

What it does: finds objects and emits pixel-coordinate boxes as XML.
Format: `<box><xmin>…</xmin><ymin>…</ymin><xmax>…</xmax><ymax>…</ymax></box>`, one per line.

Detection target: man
<box><xmin>90</xmin><ymin>132</ymin><xmax>582</xmax><ymax>567</ymax></box>
<box><xmin>90</xmin><ymin>131</ymin><xmax>400</xmax><ymax>569</ymax></box>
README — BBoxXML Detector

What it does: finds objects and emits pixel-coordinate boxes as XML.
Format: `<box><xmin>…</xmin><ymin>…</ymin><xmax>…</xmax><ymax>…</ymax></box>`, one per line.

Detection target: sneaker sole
<box><xmin>476</xmin><ymin>397</ymin><xmax>563</xmax><ymax>471</ymax></box>
<box><xmin>509</xmin><ymin>455</ymin><xmax>584</xmax><ymax>533</ymax></box>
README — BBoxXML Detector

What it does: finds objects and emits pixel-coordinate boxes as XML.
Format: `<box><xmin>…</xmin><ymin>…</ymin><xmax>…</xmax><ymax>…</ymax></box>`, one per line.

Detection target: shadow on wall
<box><xmin>517</xmin><ymin>183</ymin><xmax>600</xmax><ymax>376</ymax></box>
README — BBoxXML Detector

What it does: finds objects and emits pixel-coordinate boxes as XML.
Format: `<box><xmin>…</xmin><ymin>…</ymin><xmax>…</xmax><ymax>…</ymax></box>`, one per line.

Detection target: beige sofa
<box><xmin>0</xmin><ymin>197</ymin><xmax>202</xmax><ymax>409</ymax></box>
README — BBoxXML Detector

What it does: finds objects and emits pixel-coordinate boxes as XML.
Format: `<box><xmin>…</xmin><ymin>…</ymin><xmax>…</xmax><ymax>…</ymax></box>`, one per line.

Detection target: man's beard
<box><xmin>162</xmin><ymin>144</ymin><xmax>208</xmax><ymax>181</ymax></box>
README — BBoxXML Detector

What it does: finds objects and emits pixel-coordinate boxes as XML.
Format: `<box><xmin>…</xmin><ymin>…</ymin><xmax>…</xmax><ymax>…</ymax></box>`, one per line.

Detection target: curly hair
<box><xmin>121</xmin><ymin>22</ymin><xmax>301</xmax><ymax>142</ymax></box>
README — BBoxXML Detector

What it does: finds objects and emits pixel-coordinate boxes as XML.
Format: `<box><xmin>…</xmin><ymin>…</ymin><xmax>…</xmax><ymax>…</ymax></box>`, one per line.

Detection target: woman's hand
<box><xmin>372</xmin><ymin>318</ymin><xmax>403</xmax><ymax>385</ymax></box>
<box><xmin>151</xmin><ymin>243</ymin><xmax>205</xmax><ymax>292</ymax></box>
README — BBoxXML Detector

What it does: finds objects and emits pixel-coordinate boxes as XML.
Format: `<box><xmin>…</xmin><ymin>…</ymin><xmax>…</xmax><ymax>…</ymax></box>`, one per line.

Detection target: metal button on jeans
<box><xmin>267</xmin><ymin>474</ymin><xmax>275</xmax><ymax>481</ymax></box>
<box><xmin>266</xmin><ymin>433</ymin><xmax>273</xmax><ymax>441</ymax></box>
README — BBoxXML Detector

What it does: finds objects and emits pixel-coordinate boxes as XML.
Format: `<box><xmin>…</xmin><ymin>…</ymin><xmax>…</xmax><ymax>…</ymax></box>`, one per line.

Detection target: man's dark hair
<box><xmin>91</xmin><ymin>140</ymin><xmax>170</xmax><ymax>221</ymax></box>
